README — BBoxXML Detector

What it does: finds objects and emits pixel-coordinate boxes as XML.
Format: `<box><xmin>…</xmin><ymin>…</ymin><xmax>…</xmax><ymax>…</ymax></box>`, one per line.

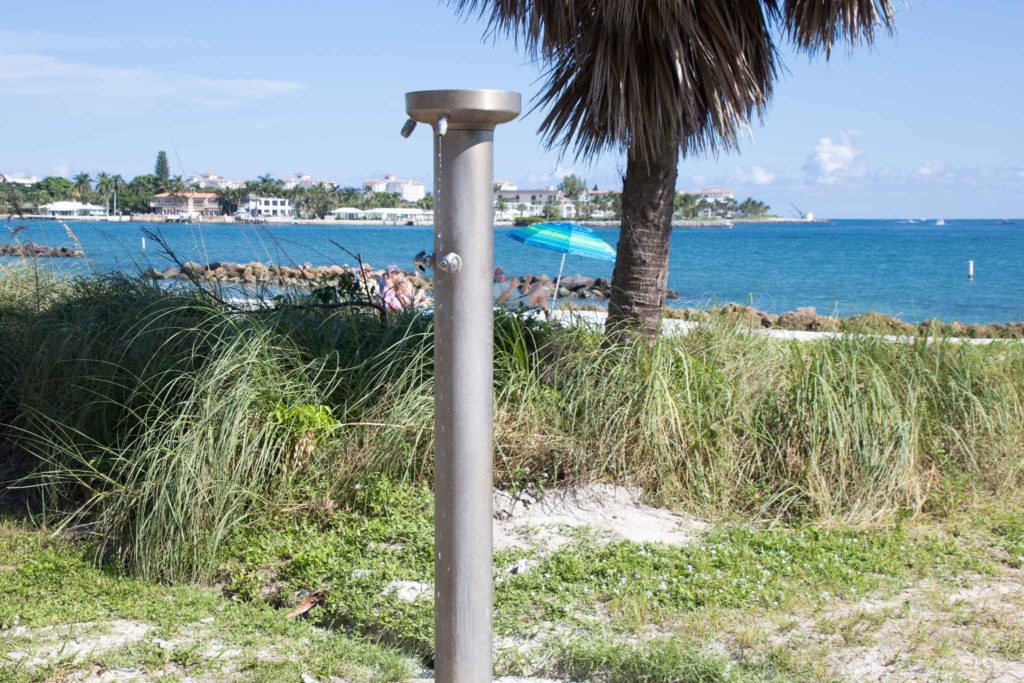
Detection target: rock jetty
<box><xmin>0</xmin><ymin>243</ymin><xmax>83</xmax><ymax>258</ymax></box>
<box><xmin>144</xmin><ymin>261</ymin><xmax>395</xmax><ymax>287</ymax></box>
<box><xmin>141</xmin><ymin>261</ymin><xmax>679</xmax><ymax>302</ymax></box>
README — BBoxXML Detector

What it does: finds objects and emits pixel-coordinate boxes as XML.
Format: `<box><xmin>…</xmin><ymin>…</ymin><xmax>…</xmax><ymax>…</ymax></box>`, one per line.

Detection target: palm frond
<box><xmin>784</xmin><ymin>0</ymin><xmax>896</xmax><ymax>56</ymax></box>
<box><xmin>448</xmin><ymin>0</ymin><xmax>896</xmax><ymax>165</ymax></box>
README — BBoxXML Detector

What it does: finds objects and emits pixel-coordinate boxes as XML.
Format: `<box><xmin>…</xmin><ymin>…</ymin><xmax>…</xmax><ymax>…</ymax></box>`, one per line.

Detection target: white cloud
<box><xmin>0</xmin><ymin>53</ymin><xmax>303</xmax><ymax>110</ymax></box>
<box><xmin>1017</xmin><ymin>170</ymin><xmax>1024</xmax><ymax>179</ymax></box>
<box><xmin>552</xmin><ymin>163</ymin><xmax>575</xmax><ymax>179</ymax></box>
<box><xmin>803</xmin><ymin>130</ymin><xmax>859</xmax><ymax>185</ymax></box>
<box><xmin>525</xmin><ymin>163</ymin><xmax>579</xmax><ymax>187</ymax></box>
<box><xmin>734</xmin><ymin>165</ymin><xmax>776</xmax><ymax>185</ymax></box>
<box><xmin>917</xmin><ymin>159</ymin><xmax>946</xmax><ymax>177</ymax></box>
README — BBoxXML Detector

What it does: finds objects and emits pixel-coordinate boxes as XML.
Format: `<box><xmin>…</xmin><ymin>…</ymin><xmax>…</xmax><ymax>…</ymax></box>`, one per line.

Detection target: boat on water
<box><xmin>998</xmin><ymin>218</ymin><xmax>1014</xmax><ymax>225</ymax></box>
<box><xmin>935</xmin><ymin>218</ymin><xmax>946</xmax><ymax>226</ymax></box>
<box><xmin>165</xmin><ymin>211</ymin><xmax>201</xmax><ymax>224</ymax></box>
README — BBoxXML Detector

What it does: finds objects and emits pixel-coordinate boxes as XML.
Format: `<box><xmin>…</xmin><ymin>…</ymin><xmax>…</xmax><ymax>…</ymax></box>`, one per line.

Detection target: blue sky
<box><xmin>1</xmin><ymin>1</ymin><xmax>1022</xmax><ymax>218</ymax></box>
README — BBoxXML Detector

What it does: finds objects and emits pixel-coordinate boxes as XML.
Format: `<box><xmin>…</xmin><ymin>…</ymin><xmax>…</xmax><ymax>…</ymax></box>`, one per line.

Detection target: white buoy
<box><xmin>968</xmin><ymin>260</ymin><xmax>974</xmax><ymax>281</ymax></box>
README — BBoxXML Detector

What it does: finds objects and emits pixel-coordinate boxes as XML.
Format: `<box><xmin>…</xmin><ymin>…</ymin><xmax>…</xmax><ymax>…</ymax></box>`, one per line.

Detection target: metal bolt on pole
<box><xmin>404</xmin><ymin>89</ymin><xmax>521</xmax><ymax>683</ymax></box>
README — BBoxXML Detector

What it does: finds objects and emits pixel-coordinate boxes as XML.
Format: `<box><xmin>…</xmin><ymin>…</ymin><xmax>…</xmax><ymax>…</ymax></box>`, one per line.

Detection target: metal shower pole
<box><xmin>404</xmin><ymin>89</ymin><xmax>521</xmax><ymax>683</ymax></box>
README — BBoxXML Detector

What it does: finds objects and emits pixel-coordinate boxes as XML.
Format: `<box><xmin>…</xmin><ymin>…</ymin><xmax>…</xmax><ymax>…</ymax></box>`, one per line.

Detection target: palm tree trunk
<box><xmin>607</xmin><ymin>137</ymin><xmax>679</xmax><ymax>338</ymax></box>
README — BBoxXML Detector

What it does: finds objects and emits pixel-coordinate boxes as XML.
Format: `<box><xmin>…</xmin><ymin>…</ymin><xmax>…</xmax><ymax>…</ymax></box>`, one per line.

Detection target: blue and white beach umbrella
<box><xmin>507</xmin><ymin>221</ymin><xmax>617</xmax><ymax>306</ymax></box>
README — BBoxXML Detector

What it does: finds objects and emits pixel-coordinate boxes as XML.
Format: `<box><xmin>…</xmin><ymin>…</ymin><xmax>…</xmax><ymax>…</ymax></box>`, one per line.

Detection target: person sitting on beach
<box><xmin>390</xmin><ymin>269</ymin><xmax>416</xmax><ymax>310</ymax></box>
<box><xmin>493</xmin><ymin>268</ymin><xmax>519</xmax><ymax>305</ymax></box>
<box><xmin>381</xmin><ymin>265</ymin><xmax>405</xmax><ymax>313</ymax></box>
<box><xmin>354</xmin><ymin>263</ymin><xmax>380</xmax><ymax>298</ymax></box>
<box><xmin>521</xmin><ymin>280</ymin><xmax>549</xmax><ymax>313</ymax></box>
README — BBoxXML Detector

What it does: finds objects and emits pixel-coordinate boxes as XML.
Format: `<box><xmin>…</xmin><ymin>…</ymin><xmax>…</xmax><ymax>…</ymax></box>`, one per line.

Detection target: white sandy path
<box><xmin>493</xmin><ymin>484</ymin><xmax>708</xmax><ymax>551</ymax></box>
<box><xmin>5</xmin><ymin>620</ymin><xmax>151</xmax><ymax>668</ymax></box>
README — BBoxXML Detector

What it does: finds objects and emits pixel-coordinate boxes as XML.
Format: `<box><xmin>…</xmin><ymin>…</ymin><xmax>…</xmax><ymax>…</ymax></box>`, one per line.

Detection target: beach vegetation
<box><xmin>0</xmin><ymin>267</ymin><xmax>1021</xmax><ymax>677</ymax></box>
<box><xmin>1</xmin><ymin>269</ymin><xmax>1021</xmax><ymax>578</ymax></box>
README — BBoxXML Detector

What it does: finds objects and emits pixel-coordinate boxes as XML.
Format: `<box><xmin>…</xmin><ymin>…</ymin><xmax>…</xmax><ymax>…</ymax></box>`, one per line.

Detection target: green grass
<box><xmin>212</xmin><ymin>477</ymin><xmax>995</xmax><ymax>670</ymax></box>
<box><xmin>555</xmin><ymin>637</ymin><xmax>751</xmax><ymax>682</ymax></box>
<box><xmin>0</xmin><ymin>517</ymin><xmax>412</xmax><ymax>682</ymax></box>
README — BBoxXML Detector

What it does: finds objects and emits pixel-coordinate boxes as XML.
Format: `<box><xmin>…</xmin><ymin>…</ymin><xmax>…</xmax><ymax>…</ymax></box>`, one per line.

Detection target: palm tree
<box><xmin>166</xmin><ymin>176</ymin><xmax>187</xmax><ymax>197</ymax></box>
<box><xmin>72</xmin><ymin>173</ymin><xmax>93</xmax><ymax>202</ymax></box>
<box><xmin>452</xmin><ymin>0</ymin><xmax>894</xmax><ymax>336</ymax></box>
<box><xmin>215</xmin><ymin>187</ymin><xmax>246</xmax><ymax>216</ymax></box>
<box><xmin>95</xmin><ymin>173</ymin><xmax>112</xmax><ymax>213</ymax></box>
<box><xmin>110</xmin><ymin>175</ymin><xmax>124</xmax><ymax>215</ymax></box>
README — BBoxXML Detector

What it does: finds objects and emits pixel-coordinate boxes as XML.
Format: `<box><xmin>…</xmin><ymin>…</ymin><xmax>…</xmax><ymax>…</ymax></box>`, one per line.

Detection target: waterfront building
<box><xmin>363</xmin><ymin>207</ymin><xmax>432</xmax><ymax>225</ymax></box>
<box><xmin>187</xmin><ymin>171</ymin><xmax>244</xmax><ymax>190</ymax></box>
<box><xmin>361</xmin><ymin>173</ymin><xmax>426</xmax><ymax>202</ymax></box>
<box><xmin>282</xmin><ymin>172</ymin><xmax>336</xmax><ymax>191</ymax></box>
<box><xmin>693</xmin><ymin>187</ymin><xmax>734</xmax><ymax>203</ymax></box>
<box><xmin>330</xmin><ymin>207</ymin><xmax>366</xmax><ymax>220</ymax></box>
<box><xmin>0</xmin><ymin>173</ymin><xmax>40</xmax><ymax>186</ymax></box>
<box><xmin>495</xmin><ymin>186</ymin><xmax>564</xmax><ymax>205</ymax></box>
<box><xmin>238</xmin><ymin>196</ymin><xmax>295</xmax><ymax>220</ymax></box>
<box><xmin>152</xmin><ymin>192</ymin><xmax>221</xmax><ymax>218</ymax></box>
<box><xmin>39</xmin><ymin>201</ymin><xmax>107</xmax><ymax>217</ymax></box>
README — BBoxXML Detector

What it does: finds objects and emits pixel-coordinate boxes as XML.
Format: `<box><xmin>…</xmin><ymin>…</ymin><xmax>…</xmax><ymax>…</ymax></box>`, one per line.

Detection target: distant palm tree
<box><xmin>331</xmin><ymin>186</ymin><xmax>363</xmax><ymax>206</ymax></box>
<box><xmin>452</xmin><ymin>0</ymin><xmax>895</xmax><ymax>336</ymax></box>
<box><xmin>166</xmin><ymin>176</ymin><xmax>187</xmax><ymax>197</ymax></box>
<box><xmin>110</xmin><ymin>175</ymin><xmax>125</xmax><ymax>215</ymax></box>
<box><xmin>95</xmin><ymin>172</ymin><xmax>112</xmax><ymax>212</ymax></box>
<box><xmin>72</xmin><ymin>173</ymin><xmax>93</xmax><ymax>201</ymax></box>
<box><xmin>215</xmin><ymin>187</ymin><xmax>246</xmax><ymax>215</ymax></box>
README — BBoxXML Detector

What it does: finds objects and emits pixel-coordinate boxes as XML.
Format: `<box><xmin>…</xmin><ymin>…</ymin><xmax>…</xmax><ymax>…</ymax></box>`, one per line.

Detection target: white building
<box><xmin>363</xmin><ymin>207</ymin><xmax>432</xmax><ymax>225</ymax></box>
<box><xmin>362</xmin><ymin>173</ymin><xmax>426</xmax><ymax>202</ymax></box>
<box><xmin>39</xmin><ymin>201</ymin><xmax>107</xmax><ymax>217</ymax></box>
<box><xmin>494</xmin><ymin>186</ymin><xmax>573</xmax><ymax>220</ymax></box>
<box><xmin>187</xmin><ymin>171</ymin><xmax>244</xmax><ymax>190</ymax></box>
<box><xmin>0</xmin><ymin>173</ymin><xmax>39</xmax><ymax>186</ymax></box>
<box><xmin>693</xmin><ymin>187</ymin><xmax>734</xmax><ymax>203</ymax></box>
<box><xmin>495</xmin><ymin>186</ymin><xmax>563</xmax><ymax>205</ymax></box>
<box><xmin>282</xmin><ymin>172</ymin><xmax>336</xmax><ymax>190</ymax></box>
<box><xmin>239</xmin><ymin>196</ymin><xmax>295</xmax><ymax>220</ymax></box>
<box><xmin>330</xmin><ymin>207</ymin><xmax>366</xmax><ymax>220</ymax></box>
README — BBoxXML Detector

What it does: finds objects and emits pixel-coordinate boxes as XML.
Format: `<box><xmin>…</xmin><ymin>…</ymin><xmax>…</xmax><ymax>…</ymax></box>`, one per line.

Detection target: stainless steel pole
<box><xmin>404</xmin><ymin>90</ymin><xmax>521</xmax><ymax>683</ymax></box>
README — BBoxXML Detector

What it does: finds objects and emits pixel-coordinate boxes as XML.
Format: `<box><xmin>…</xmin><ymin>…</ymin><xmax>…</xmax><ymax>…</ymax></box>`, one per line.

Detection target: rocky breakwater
<box><xmin>147</xmin><ymin>261</ymin><xmax>358</xmax><ymax>286</ymax></box>
<box><xmin>0</xmin><ymin>243</ymin><xmax>83</xmax><ymax>258</ymax></box>
<box><xmin>509</xmin><ymin>273</ymin><xmax>679</xmax><ymax>301</ymax></box>
<box><xmin>142</xmin><ymin>261</ymin><xmax>678</xmax><ymax>304</ymax></box>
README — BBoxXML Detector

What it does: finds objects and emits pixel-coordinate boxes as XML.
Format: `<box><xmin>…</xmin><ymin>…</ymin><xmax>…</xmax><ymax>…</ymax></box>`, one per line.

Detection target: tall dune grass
<box><xmin>0</xmin><ymin>269</ymin><xmax>1021</xmax><ymax>581</ymax></box>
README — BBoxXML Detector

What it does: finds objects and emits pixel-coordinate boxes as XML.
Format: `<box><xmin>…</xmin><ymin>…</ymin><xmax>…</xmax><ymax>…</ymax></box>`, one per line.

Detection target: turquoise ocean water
<box><xmin>3</xmin><ymin>218</ymin><xmax>1021</xmax><ymax>323</ymax></box>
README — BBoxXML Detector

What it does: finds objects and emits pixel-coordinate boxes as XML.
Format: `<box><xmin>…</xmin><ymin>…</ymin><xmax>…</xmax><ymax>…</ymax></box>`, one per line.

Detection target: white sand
<box><xmin>493</xmin><ymin>484</ymin><xmax>707</xmax><ymax>551</ymax></box>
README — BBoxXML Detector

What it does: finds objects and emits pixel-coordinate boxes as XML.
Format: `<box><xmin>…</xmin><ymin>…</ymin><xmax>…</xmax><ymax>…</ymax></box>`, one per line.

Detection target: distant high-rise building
<box><xmin>362</xmin><ymin>173</ymin><xmax>426</xmax><ymax>202</ymax></box>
